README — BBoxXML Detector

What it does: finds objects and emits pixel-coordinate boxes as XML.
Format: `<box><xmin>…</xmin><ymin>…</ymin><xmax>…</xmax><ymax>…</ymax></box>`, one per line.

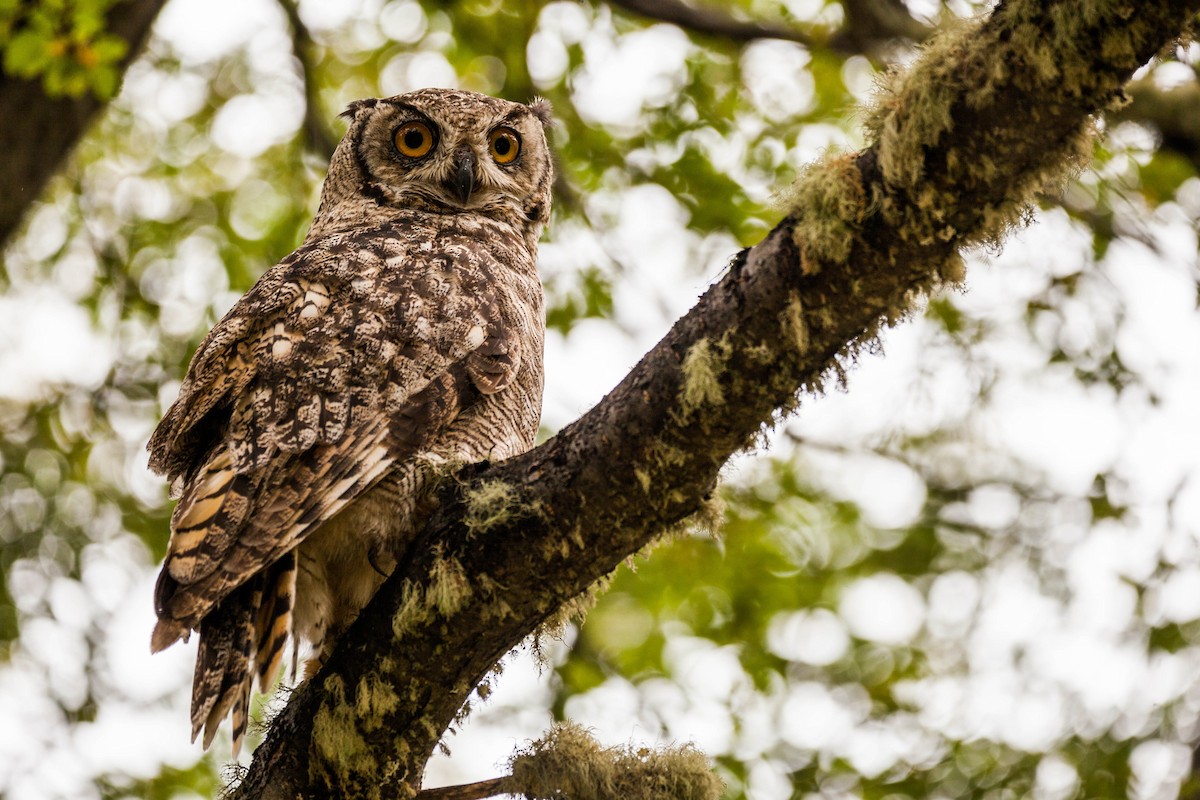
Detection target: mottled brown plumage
<box><xmin>148</xmin><ymin>89</ymin><xmax>552</xmax><ymax>754</ymax></box>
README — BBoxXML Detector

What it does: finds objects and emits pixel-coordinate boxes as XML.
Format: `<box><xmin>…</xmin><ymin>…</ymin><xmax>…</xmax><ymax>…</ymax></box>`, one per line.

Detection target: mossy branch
<box><xmin>418</xmin><ymin>724</ymin><xmax>722</xmax><ymax>800</ymax></box>
<box><xmin>230</xmin><ymin>2</ymin><xmax>1200</xmax><ymax>798</ymax></box>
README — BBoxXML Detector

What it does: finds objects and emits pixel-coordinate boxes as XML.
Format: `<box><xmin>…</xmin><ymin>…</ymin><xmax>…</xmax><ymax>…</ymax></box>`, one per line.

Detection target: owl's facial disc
<box><xmin>448</xmin><ymin>146</ymin><xmax>477</xmax><ymax>204</ymax></box>
<box><xmin>340</xmin><ymin>90</ymin><xmax>551</xmax><ymax>228</ymax></box>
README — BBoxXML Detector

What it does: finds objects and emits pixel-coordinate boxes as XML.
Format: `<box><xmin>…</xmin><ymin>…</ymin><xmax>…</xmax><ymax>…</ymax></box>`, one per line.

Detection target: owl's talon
<box><xmin>367</xmin><ymin>549</ymin><xmax>392</xmax><ymax>578</ymax></box>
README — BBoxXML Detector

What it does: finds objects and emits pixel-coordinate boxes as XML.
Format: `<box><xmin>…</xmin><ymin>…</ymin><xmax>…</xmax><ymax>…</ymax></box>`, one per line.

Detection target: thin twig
<box><xmin>417</xmin><ymin>776</ymin><xmax>517</xmax><ymax>800</ymax></box>
<box><xmin>277</xmin><ymin>0</ymin><xmax>339</xmax><ymax>159</ymax></box>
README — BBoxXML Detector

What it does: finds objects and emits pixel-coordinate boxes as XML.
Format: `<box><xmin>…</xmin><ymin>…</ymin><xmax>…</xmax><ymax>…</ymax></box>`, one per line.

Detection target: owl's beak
<box><xmin>449</xmin><ymin>147</ymin><xmax>477</xmax><ymax>204</ymax></box>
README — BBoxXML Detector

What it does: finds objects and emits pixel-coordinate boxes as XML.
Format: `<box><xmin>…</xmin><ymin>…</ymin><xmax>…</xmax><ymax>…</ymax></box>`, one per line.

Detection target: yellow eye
<box><xmin>488</xmin><ymin>128</ymin><xmax>521</xmax><ymax>164</ymax></box>
<box><xmin>393</xmin><ymin>122</ymin><xmax>434</xmax><ymax>158</ymax></box>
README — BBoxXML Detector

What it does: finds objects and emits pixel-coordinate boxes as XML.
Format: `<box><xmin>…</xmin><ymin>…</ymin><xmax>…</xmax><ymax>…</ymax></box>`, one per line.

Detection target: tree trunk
<box><xmin>0</xmin><ymin>0</ymin><xmax>167</xmax><ymax>249</ymax></box>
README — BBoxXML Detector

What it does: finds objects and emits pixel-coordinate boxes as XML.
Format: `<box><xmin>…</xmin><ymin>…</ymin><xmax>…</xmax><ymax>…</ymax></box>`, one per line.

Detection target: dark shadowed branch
<box><xmin>604</xmin><ymin>0</ymin><xmax>817</xmax><ymax>46</ymax></box>
<box><xmin>1115</xmin><ymin>79</ymin><xmax>1200</xmax><ymax>170</ymax></box>
<box><xmin>278</xmin><ymin>0</ymin><xmax>339</xmax><ymax>160</ymax></box>
<box><xmin>226</xmin><ymin>2</ymin><xmax>1200</xmax><ymax>798</ymax></box>
<box><xmin>831</xmin><ymin>0</ymin><xmax>933</xmax><ymax>53</ymax></box>
<box><xmin>603</xmin><ymin>0</ymin><xmax>931</xmax><ymax>55</ymax></box>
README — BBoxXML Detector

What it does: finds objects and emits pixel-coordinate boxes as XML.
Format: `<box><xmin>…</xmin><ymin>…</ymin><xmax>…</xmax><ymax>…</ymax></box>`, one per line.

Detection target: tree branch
<box><xmin>603</xmin><ymin>0</ymin><xmax>932</xmax><ymax>55</ymax></box>
<box><xmin>1113</xmin><ymin>79</ymin><xmax>1200</xmax><ymax>171</ymax></box>
<box><xmin>605</xmin><ymin>0</ymin><xmax>816</xmax><ymax>46</ymax></box>
<box><xmin>830</xmin><ymin>0</ymin><xmax>933</xmax><ymax>53</ymax></box>
<box><xmin>0</xmin><ymin>0</ymin><xmax>168</xmax><ymax>250</ymax></box>
<box><xmin>277</xmin><ymin>0</ymin><xmax>338</xmax><ymax>160</ymax></box>
<box><xmin>416</xmin><ymin>776</ymin><xmax>515</xmax><ymax>800</ymax></box>
<box><xmin>229</xmin><ymin>1</ymin><xmax>1200</xmax><ymax>797</ymax></box>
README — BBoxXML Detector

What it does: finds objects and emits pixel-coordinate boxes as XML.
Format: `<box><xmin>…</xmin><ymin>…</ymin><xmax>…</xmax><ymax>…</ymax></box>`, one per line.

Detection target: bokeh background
<box><xmin>1</xmin><ymin>0</ymin><xmax>1200</xmax><ymax>797</ymax></box>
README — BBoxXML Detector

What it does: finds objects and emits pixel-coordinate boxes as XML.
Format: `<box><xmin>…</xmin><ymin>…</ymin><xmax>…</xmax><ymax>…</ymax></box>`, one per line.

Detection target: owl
<box><xmin>147</xmin><ymin>89</ymin><xmax>553</xmax><ymax>754</ymax></box>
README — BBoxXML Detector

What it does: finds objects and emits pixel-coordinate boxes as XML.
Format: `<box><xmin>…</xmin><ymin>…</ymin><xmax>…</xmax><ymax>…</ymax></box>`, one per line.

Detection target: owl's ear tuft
<box><xmin>340</xmin><ymin>98</ymin><xmax>378</xmax><ymax>120</ymax></box>
<box><xmin>527</xmin><ymin>98</ymin><xmax>553</xmax><ymax>127</ymax></box>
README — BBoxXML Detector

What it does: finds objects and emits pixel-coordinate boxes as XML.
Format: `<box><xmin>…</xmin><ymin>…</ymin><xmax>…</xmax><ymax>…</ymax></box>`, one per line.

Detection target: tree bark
<box><xmin>0</xmin><ymin>0</ymin><xmax>168</xmax><ymax>250</ymax></box>
<box><xmin>228</xmin><ymin>1</ymin><xmax>1200</xmax><ymax>798</ymax></box>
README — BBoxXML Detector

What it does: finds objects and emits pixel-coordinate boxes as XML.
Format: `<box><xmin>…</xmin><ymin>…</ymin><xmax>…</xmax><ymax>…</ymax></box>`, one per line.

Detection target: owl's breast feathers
<box><xmin>147</xmin><ymin>215</ymin><xmax>543</xmax><ymax>750</ymax></box>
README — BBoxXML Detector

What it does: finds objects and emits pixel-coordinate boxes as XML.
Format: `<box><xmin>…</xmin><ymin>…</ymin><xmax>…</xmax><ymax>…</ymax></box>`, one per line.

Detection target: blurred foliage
<box><xmin>0</xmin><ymin>0</ymin><xmax>128</xmax><ymax>97</ymax></box>
<box><xmin>1</xmin><ymin>0</ymin><xmax>1199</xmax><ymax>798</ymax></box>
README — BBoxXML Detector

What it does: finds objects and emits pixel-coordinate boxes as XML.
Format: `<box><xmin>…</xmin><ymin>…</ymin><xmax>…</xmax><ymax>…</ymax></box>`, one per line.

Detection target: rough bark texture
<box><xmin>228</xmin><ymin>1</ymin><xmax>1200</xmax><ymax>798</ymax></box>
<box><xmin>0</xmin><ymin>0</ymin><xmax>167</xmax><ymax>249</ymax></box>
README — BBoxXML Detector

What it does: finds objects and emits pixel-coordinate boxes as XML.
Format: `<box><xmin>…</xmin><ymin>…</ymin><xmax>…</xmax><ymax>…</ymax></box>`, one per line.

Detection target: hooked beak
<box><xmin>449</xmin><ymin>147</ymin><xmax>477</xmax><ymax>204</ymax></box>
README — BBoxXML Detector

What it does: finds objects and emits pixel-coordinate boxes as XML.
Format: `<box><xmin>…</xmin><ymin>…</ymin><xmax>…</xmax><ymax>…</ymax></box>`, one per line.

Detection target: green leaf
<box><xmin>88</xmin><ymin>63</ymin><xmax>117</xmax><ymax>98</ymax></box>
<box><xmin>3</xmin><ymin>30</ymin><xmax>51</xmax><ymax>76</ymax></box>
<box><xmin>1138</xmin><ymin>149</ymin><xmax>1193</xmax><ymax>205</ymax></box>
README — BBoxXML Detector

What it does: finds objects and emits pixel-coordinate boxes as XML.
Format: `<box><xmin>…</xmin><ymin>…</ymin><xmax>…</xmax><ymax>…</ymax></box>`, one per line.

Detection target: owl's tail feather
<box><xmin>150</xmin><ymin>615</ymin><xmax>189</xmax><ymax>653</ymax></box>
<box><xmin>254</xmin><ymin>550</ymin><xmax>296</xmax><ymax>692</ymax></box>
<box><xmin>191</xmin><ymin>577</ymin><xmax>263</xmax><ymax>755</ymax></box>
<box><xmin>166</xmin><ymin>450</ymin><xmax>256</xmax><ymax>586</ymax></box>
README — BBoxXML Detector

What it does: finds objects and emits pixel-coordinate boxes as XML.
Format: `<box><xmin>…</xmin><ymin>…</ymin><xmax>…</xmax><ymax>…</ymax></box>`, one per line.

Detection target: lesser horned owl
<box><xmin>148</xmin><ymin>89</ymin><xmax>553</xmax><ymax>753</ymax></box>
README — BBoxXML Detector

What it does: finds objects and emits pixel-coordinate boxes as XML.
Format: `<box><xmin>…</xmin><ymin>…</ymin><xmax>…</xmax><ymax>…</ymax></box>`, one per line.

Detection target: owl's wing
<box><xmin>148</xmin><ymin>231</ymin><xmax>523</xmax><ymax>712</ymax></box>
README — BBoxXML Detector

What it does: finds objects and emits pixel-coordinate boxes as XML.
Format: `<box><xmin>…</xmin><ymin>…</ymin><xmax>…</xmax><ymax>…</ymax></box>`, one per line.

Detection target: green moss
<box><xmin>785</xmin><ymin>153</ymin><xmax>869</xmax><ymax>274</ymax></box>
<box><xmin>859</xmin><ymin>0</ymin><xmax>1114</xmax><ymax>246</ymax></box>
<box><xmin>634</xmin><ymin>467</ymin><xmax>652</xmax><ymax>493</ymax></box>
<box><xmin>462</xmin><ymin>477</ymin><xmax>543</xmax><ymax>536</ymax></box>
<box><xmin>463</xmin><ymin>478</ymin><xmax>518</xmax><ymax>534</ymax></box>
<box><xmin>391</xmin><ymin>580</ymin><xmax>432</xmax><ymax>639</ymax></box>
<box><xmin>647</xmin><ymin>438</ymin><xmax>687</xmax><ymax>470</ymax></box>
<box><xmin>530</xmin><ymin>498</ymin><xmax>723</xmax><ymax>665</ymax></box>
<box><xmin>780</xmin><ymin>292</ymin><xmax>809</xmax><ymax>355</ymax></box>
<box><xmin>685</xmin><ymin>491</ymin><xmax>726</xmax><ymax>540</ymax></box>
<box><xmin>354</xmin><ymin>673</ymin><xmax>400</xmax><ymax>733</ymax></box>
<box><xmin>679</xmin><ymin>336</ymin><xmax>730</xmax><ymax>414</ymax></box>
<box><xmin>474</xmin><ymin>572</ymin><xmax>517</xmax><ymax>621</ymax></box>
<box><xmin>310</xmin><ymin>675</ymin><xmax>379</xmax><ymax>796</ymax></box>
<box><xmin>865</xmin><ymin>18</ymin><xmax>975</xmax><ymax>191</ymax></box>
<box><xmin>533</xmin><ymin>573</ymin><xmax>612</xmax><ymax>664</ymax></box>
<box><xmin>427</xmin><ymin>549</ymin><xmax>472</xmax><ymax>617</ymax></box>
<box><xmin>419</xmin><ymin>718</ymin><xmax>441</xmax><ymax>742</ymax></box>
<box><xmin>509</xmin><ymin>722</ymin><xmax>723</xmax><ymax>800</ymax></box>
<box><xmin>531</xmin><ymin>484</ymin><xmax>723</xmax><ymax>667</ymax></box>
<box><xmin>390</xmin><ymin>548</ymin><xmax>475</xmax><ymax>637</ymax></box>
<box><xmin>782</xmin><ymin>0</ymin><xmax>1147</xmax><ymax>342</ymax></box>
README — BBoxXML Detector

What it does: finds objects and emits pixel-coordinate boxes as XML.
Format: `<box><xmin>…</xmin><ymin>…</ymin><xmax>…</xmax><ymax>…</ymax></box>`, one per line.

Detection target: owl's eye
<box><xmin>394</xmin><ymin>122</ymin><xmax>434</xmax><ymax>158</ymax></box>
<box><xmin>488</xmin><ymin>128</ymin><xmax>521</xmax><ymax>164</ymax></box>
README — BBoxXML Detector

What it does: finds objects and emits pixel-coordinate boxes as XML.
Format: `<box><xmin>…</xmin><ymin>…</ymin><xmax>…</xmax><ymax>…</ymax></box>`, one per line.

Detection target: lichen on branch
<box><xmin>509</xmin><ymin>723</ymin><xmax>723</xmax><ymax>800</ymax></box>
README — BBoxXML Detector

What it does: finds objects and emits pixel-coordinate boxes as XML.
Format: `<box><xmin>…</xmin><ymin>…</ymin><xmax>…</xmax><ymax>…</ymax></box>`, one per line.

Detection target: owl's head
<box><xmin>309</xmin><ymin>89</ymin><xmax>554</xmax><ymax>241</ymax></box>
